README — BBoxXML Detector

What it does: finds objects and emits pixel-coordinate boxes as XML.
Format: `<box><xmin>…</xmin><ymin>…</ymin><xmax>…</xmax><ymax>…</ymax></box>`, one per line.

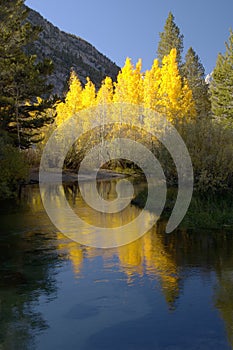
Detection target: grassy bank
<box><xmin>131</xmin><ymin>186</ymin><xmax>233</xmax><ymax>230</ymax></box>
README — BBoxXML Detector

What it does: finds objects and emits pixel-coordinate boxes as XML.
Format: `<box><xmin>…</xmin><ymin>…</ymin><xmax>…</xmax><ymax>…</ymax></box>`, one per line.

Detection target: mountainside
<box><xmin>26</xmin><ymin>7</ymin><xmax>120</xmax><ymax>96</ymax></box>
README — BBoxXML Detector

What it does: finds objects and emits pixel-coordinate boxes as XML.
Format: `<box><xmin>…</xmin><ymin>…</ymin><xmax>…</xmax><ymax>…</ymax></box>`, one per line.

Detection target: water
<box><xmin>0</xmin><ymin>179</ymin><xmax>233</xmax><ymax>349</ymax></box>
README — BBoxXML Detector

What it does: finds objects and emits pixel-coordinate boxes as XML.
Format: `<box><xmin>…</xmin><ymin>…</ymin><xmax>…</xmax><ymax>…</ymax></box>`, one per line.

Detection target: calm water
<box><xmin>0</xmin><ymin>179</ymin><xmax>233</xmax><ymax>350</ymax></box>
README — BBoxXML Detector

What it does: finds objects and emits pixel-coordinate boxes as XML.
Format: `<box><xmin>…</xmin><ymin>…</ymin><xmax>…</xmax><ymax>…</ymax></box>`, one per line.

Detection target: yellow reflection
<box><xmin>39</xmin><ymin>180</ymin><xmax>180</xmax><ymax>307</ymax></box>
<box><xmin>56</xmin><ymin>232</ymin><xmax>84</xmax><ymax>275</ymax></box>
<box><xmin>215</xmin><ymin>269</ymin><xmax>233</xmax><ymax>347</ymax></box>
<box><xmin>116</xmin><ymin>226</ymin><xmax>179</xmax><ymax>307</ymax></box>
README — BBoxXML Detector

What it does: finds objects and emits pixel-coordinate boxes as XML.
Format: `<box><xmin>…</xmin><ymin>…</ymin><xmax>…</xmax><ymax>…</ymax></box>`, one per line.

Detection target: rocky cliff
<box><xmin>26</xmin><ymin>7</ymin><xmax>120</xmax><ymax>96</ymax></box>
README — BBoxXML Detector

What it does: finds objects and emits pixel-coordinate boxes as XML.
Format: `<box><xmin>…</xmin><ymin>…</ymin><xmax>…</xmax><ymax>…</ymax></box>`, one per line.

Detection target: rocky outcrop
<box><xmin>26</xmin><ymin>7</ymin><xmax>120</xmax><ymax>96</ymax></box>
<box><xmin>205</xmin><ymin>72</ymin><xmax>213</xmax><ymax>84</ymax></box>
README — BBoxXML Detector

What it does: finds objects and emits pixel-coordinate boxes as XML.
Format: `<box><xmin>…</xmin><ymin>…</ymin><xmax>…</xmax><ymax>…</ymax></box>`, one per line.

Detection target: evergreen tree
<box><xmin>182</xmin><ymin>47</ymin><xmax>211</xmax><ymax>118</ymax></box>
<box><xmin>157</xmin><ymin>12</ymin><xmax>184</xmax><ymax>67</ymax></box>
<box><xmin>0</xmin><ymin>0</ymin><xmax>53</xmax><ymax>148</ymax></box>
<box><xmin>210</xmin><ymin>29</ymin><xmax>233</xmax><ymax>121</ymax></box>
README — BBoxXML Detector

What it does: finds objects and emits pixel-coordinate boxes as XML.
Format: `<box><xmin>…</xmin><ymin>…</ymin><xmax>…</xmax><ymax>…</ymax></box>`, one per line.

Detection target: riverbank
<box><xmin>131</xmin><ymin>186</ymin><xmax>233</xmax><ymax>230</ymax></box>
<box><xmin>29</xmin><ymin>168</ymin><xmax>127</xmax><ymax>184</ymax></box>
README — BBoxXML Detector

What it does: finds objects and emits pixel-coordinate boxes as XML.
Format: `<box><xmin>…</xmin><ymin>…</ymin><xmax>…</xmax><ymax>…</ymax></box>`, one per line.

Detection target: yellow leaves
<box><xmin>159</xmin><ymin>48</ymin><xmax>183</xmax><ymax>119</ymax></box>
<box><xmin>96</xmin><ymin>76</ymin><xmax>113</xmax><ymax>105</ymax></box>
<box><xmin>82</xmin><ymin>77</ymin><xmax>96</xmax><ymax>109</ymax></box>
<box><xmin>114</xmin><ymin>57</ymin><xmax>143</xmax><ymax>105</ymax></box>
<box><xmin>66</xmin><ymin>70</ymin><xmax>83</xmax><ymax>113</ymax></box>
<box><xmin>55</xmin><ymin>49</ymin><xmax>196</xmax><ymax>131</ymax></box>
<box><xmin>143</xmin><ymin>49</ymin><xmax>196</xmax><ymax>126</ymax></box>
<box><xmin>113</xmin><ymin>57</ymin><xmax>133</xmax><ymax>103</ymax></box>
<box><xmin>132</xmin><ymin>58</ymin><xmax>143</xmax><ymax>105</ymax></box>
<box><xmin>161</xmin><ymin>48</ymin><xmax>181</xmax><ymax>100</ymax></box>
<box><xmin>143</xmin><ymin>58</ymin><xmax>161</xmax><ymax>110</ymax></box>
<box><xmin>181</xmin><ymin>78</ymin><xmax>196</xmax><ymax>119</ymax></box>
<box><xmin>55</xmin><ymin>71</ymin><xmax>84</xmax><ymax>127</ymax></box>
<box><xmin>36</xmin><ymin>97</ymin><xmax>43</xmax><ymax>105</ymax></box>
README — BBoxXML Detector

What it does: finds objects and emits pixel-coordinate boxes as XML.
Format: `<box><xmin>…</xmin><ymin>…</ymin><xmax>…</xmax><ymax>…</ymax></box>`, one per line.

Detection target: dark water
<box><xmin>0</xmin><ymin>180</ymin><xmax>233</xmax><ymax>350</ymax></box>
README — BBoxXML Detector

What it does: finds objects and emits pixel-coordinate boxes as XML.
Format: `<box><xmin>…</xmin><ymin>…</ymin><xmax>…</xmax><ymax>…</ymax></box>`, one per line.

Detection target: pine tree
<box><xmin>210</xmin><ymin>29</ymin><xmax>233</xmax><ymax>121</ymax></box>
<box><xmin>0</xmin><ymin>0</ymin><xmax>53</xmax><ymax>148</ymax></box>
<box><xmin>182</xmin><ymin>47</ymin><xmax>211</xmax><ymax>118</ymax></box>
<box><xmin>157</xmin><ymin>12</ymin><xmax>184</xmax><ymax>68</ymax></box>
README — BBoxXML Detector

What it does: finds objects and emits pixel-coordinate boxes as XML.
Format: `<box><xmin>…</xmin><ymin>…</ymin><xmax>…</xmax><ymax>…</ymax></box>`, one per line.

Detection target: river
<box><xmin>0</xmin><ymin>179</ymin><xmax>232</xmax><ymax>349</ymax></box>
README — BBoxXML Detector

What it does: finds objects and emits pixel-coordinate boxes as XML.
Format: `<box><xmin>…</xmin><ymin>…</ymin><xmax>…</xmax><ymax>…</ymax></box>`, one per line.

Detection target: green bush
<box><xmin>181</xmin><ymin>119</ymin><xmax>233</xmax><ymax>192</ymax></box>
<box><xmin>149</xmin><ymin>118</ymin><xmax>233</xmax><ymax>193</ymax></box>
<box><xmin>0</xmin><ymin>136</ymin><xmax>29</xmax><ymax>199</ymax></box>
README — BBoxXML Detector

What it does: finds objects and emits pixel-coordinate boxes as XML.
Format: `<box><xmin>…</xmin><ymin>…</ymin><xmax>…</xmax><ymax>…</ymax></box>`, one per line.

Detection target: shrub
<box><xmin>0</xmin><ymin>136</ymin><xmax>29</xmax><ymax>199</ymax></box>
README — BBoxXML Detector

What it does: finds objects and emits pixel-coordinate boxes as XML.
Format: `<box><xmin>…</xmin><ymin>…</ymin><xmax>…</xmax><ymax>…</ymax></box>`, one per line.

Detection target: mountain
<box><xmin>205</xmin><ymin>72</ymin><xmax>213</xmax><ymax>84</ymax></box>
<box><xmin>26</xmin><ymin>7</ymin><xmax>120</xmax><ymax>96</ymax></box>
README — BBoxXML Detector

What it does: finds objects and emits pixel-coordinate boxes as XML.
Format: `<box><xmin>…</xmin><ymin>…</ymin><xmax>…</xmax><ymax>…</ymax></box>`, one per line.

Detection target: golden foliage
<box><xmin>96</xmin><ymin>76</ymin><xmax>114</xmax><ymax>105</ymax></box>
<box><xmin>54</xmin><ymin>49</ymin><xmax>196</xmax><ymax>130</ymax></box>
<box><xmin>55</xmin><ymin>70</ymin><xmax>83</xmax><ymax>126</ymax></box>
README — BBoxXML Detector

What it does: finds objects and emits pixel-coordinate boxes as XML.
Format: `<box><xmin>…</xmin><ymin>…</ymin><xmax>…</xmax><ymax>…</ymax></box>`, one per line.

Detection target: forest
<box><xmin>1</xmin><ymin>1</ymin><xmax>233</xmax><ymax>198</ymax></box>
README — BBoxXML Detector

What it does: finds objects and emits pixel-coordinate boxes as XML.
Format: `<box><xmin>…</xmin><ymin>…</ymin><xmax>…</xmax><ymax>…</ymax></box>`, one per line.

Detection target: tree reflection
<box><xmin>13</xmin><ymin>180</ymin><xmax>233</xmax><ymax>348</ymax></box>
<box><xmin>61</xmin><ymin>179</ymin><xmax>233</xmax><ymax>343</ymax></box>
<box><xmin>60</xmin><ymin>180</ymin><xmax>181</xmax><ymax>309</ymax></box>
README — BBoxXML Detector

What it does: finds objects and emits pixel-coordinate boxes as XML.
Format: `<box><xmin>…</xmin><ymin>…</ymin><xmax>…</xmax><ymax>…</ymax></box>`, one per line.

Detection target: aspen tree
<box><xmin>55</xmin><ymin>70</ymin><xmax>83</xmax><ymax>126</ymax></box>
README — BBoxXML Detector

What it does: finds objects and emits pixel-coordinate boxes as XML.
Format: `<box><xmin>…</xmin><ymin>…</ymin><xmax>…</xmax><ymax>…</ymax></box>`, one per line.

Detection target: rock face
<box><xmin>26</xmin><ymin>7</ymin><xmax>120</xmax><ymax>96</ymax></box>
<box><xmin>205</xmin><ymin>72</ymin><xmax>213</xmax><ymax>84</ymax></box>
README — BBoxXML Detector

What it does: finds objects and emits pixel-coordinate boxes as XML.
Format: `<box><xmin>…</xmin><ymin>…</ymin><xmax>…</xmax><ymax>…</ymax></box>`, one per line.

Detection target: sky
<box><xmin>25</xmin><ymin>0</ymin><xmax>233</xmax><ymax>75</ymax></box>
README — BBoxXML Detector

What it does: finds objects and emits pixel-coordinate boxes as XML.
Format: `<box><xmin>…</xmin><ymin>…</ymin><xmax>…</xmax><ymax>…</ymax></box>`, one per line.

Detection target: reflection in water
<box><xmin>58</xmin><ymin>180</ymin><xmax>179</xmax><ymax>307</ymax></box>
<box><xmin>0</xmin><ymin>222</ymin><xmax>59</xmax><ymax>349</ymax></box>
<box><xmin>215</xmin><ymin>270</ymin><xmax>233</xmax><ymax>347</ymax></box>
<box><xmin>0</xmin><ymin>180</ymin><xmax>233</xmax><ymax>349</ymax></box>
<box><xmin>41</xmin><ymin>179</ymin><xmax>158</xmax><ymax>247</ymax></box>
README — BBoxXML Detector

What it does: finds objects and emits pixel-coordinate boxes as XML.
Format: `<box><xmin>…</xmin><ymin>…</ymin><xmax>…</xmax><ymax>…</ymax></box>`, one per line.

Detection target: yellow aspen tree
<box><xmin>143</xmin><ymin>59</ymin><xmax>162</xmax><ymax>148</ymax></box>
<box><xmin>113</xmin><ymin>57</ymin><xmax>135</xmax><ymax>104</ymax></box>
<box><xmin>158</xmin><ymin>48</ymin><xmax>196</xmax><ymax>123</ymax></box>
<box><xmin>96</xmin><ymin>76</ymin><xmax>113</xmax><ymax>145</ymax></box>
<box><xmin>113</xmin><ymin>58</ymin><xmax>134</xmax><ymax>136</ymax></box>
<box><xmin>113</xmin><ymin>57</ymin><xmax>143</xmax><ymax>144</ymax></box>
<box><xmin>81</xmin><ymin>77</ymin><xmax>96</xmax><ymax>109</ymax></box>
<box><xmin>96</xmin><ymin>76</ymin><xmax>114</xmax><ymax>145</ymax></box>
<box><xmin>96</xmin><ymin>76</ymin><xmax>113</xmax><ymax>105</ymax></box>
<box><xmin>55</xmin><ymin>70</ymin><xmax>83</xmax><ymax>126</ymax></box>
<box><xmin>128</xmin><ymin>59</ymin><xmax>144</xmax><ymax>143</ymax></box>
<box><xmin>159</xmin><ymin>48</ymin><xmax>182</xmax><ymax>121</ymax></box>
<box><xmin>131</xmin><ymin>58</ymin><xmax>143</xmax><ymax>106</ymax></box>
<box><xmin>180</xmin><ymin>78</ymin><xmax>196</xmax><ymax>119</ymax></box>
<box><xmin>77</xmin><ymin>77</ymin><xmax>96</xmax><ymax>139</ymax></box>
<box><xmin>143</xmin><ymin>59</ymin><xmax>161</xmax><ymax>110</ymax></box>
<box><xmin>114</xmin><ymin>57</ymin><xmax>143</xmax><ymax>105</ymax></box>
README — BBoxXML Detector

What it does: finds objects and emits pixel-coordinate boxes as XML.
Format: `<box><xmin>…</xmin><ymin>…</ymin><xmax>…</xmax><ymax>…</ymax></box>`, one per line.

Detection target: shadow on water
<box><xmin>0</xmin><ymin>180</ymin><xmax>233</xmax><ymax>349</ymax></box>
<box><xmin>0</xmin><ymin>186</ymin><xmax>61</xmax><ymax>349</ymax></box>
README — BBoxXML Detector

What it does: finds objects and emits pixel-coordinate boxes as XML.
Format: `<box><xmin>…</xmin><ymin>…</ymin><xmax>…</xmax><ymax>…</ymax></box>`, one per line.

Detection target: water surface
<box><xmin>0</xmin><ymin>179</ymin><xmax>233</xmax><ymax>349</ymax></box>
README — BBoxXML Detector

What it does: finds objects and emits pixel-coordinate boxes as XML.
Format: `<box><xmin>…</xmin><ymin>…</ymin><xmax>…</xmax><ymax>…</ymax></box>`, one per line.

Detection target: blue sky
<box><xmin>26</xmin><ymin>0</ymin><xmax>233</xmax><ymax>75</ymax></box>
